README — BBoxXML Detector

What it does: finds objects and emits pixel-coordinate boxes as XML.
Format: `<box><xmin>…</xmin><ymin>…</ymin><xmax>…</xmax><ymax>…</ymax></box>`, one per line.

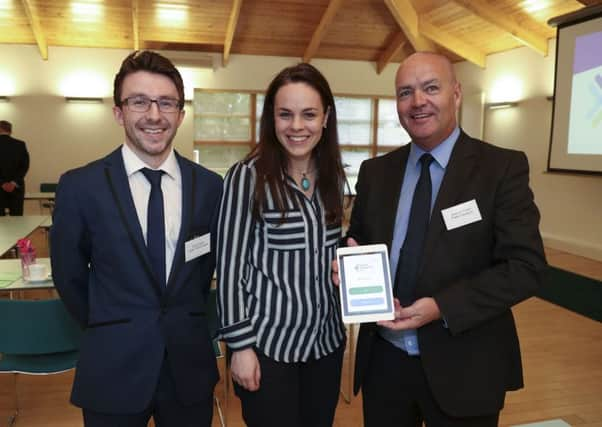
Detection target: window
<box><xmin>194</xmin><ymin>90</ymin><xmax>410</xmax><ymax>187</ymax></box>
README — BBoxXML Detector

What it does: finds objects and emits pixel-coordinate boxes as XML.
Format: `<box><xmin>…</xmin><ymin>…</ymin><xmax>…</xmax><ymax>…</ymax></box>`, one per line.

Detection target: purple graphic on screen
<box><xmin>573</xmin><ymin>31</ymin><xmax>602</xmax><ymax>75</ymax></box>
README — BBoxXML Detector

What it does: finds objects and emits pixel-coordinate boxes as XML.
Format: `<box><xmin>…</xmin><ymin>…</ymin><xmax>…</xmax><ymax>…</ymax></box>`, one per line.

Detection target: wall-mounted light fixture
<box><xmin>0</xmin><ymin>96</ymin><xmax>9</xmax><ymax>102</ymax></box>
<box><xmin>65</xmin><ymin>96</ymin><xmax>104</xmax><ymax>103</ymax></box>
<box><xmin>486</xmin><ymin>102</ymin><xmax>518</xmax><ymax>110</ymax></box>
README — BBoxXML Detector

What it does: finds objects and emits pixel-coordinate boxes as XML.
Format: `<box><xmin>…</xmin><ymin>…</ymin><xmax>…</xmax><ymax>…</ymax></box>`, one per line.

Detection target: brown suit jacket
<box><xmin>348</xmin><ymin>130</ymin><xmax>547</xmax><ymax>417</ymax></box>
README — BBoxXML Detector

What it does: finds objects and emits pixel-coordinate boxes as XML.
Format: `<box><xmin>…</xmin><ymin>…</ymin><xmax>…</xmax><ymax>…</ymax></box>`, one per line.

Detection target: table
<box><xmin>25</xmin><ymin>192</ymin><xmax>55</xmax><ymax>213</ymax></box>
<box><xmin>0</xmin><ymin>257</ymin><xmax>54</xmax><ymax>291</ymax></box>
<box><xmin>0</xmin><ymin>215</ymin><xmax>51</xmax><ymax>256</ymax></box>
<box><xmin>25</xmin><ymin>192</ymin><xmax>56</xmax><ymax>200</ymax></box>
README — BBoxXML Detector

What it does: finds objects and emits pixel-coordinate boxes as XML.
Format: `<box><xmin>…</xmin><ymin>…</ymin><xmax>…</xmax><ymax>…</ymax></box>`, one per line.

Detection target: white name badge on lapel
<box><xmin>441</xmin><ymin>199</ymin><xmax>482</xmax><ymax>231</ymax></box>
<box><xmin>185</xmin><ymin>233</ymin><xmax>211</xmax><ymax>262</ymax></box>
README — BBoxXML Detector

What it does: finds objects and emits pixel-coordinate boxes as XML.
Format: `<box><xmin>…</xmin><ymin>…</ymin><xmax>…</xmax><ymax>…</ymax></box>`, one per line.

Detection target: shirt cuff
<box><xmin>218</xmin><ymin>318</ymin><xmax>256</xmax><ymax>350</ymax></box>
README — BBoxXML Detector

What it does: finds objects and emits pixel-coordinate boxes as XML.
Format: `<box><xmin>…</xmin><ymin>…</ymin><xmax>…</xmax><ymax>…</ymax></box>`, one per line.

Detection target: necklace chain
<box><xmin>288</xmin><ymin>165</ymin><xmax>315</xmax><ymax>192</ymax></box>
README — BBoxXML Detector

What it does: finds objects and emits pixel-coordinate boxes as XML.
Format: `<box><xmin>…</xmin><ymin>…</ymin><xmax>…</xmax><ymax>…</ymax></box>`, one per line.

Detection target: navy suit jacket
<box><xmin>348</xmin><ymin>131</ymin><xmax>547</xmax><ymax>417</ymax></box>
<box><xmin>51</xmin><ymin>147</ymin><xmax>223</xmax><ymax>414</ymax></box>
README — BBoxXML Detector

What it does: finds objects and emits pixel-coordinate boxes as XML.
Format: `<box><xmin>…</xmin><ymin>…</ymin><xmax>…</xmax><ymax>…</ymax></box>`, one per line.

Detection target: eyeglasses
<box><xmin>120</xmin><ymin>96</ymin><xmax>182</xmax><ymax>113</ymax></box>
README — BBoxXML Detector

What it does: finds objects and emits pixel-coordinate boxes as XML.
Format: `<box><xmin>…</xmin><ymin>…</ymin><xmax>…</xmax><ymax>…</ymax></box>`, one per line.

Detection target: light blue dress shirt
<box><xmin>379</xmin><ymin>127</ymin><xmax>460</xmax><ymax>355</ymax></box>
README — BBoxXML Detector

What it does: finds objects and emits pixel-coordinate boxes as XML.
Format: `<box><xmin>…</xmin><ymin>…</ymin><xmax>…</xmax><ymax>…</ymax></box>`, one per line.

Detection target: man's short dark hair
<box><xmin>0</xmin><ymin>120</ymin><xmax>12</xmax><ymax>133</ymax></box>
<box><xmin>113</xmin><ymin>51</ymin><xmax>184</xmax><ymax>109</ymax></box>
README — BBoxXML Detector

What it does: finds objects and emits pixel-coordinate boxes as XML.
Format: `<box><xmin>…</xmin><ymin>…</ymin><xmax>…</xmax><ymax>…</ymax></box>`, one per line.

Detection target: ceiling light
<box><xmin>156</xmin><ymin>3</ymin><xmax>188</xmax><ymax>24</ymax></box>
<box><xmin>522</xmin><ymin>0</ymin><xmax>549</xmax><ymax>14</ymax></box>
<box><xmin>71</xmin><ymin>1</ymin><xmax>103</xmax><ymax>22</ymax></box>
<box><xmin>0</xmin><ymin>0</ymin><xmax>12</xmax><ymax>19</ymax></box>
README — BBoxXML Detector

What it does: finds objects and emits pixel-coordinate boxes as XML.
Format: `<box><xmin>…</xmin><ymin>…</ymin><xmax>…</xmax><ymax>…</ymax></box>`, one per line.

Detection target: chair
<box><xmin>0</xmin><ymin>298</ymin><xmax>82</xmax><ymax>427</ymax></box>
<box><xmin>39</xmin><ymin>183</ymin><xmax>58</xmax><ymax>214</ymax></box>
<box><xmin>206</xmin><ymin>288</ymin><xmax>226</xmax><ymax>427</ymax></box>
<box><xmin>39</xmin><ymin>183</ymin><xmax>58</xmax><ymax>193</ymax></box>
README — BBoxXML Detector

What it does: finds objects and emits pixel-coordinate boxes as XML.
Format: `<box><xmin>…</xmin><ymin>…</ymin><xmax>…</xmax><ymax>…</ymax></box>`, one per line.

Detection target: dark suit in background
<box><xmin>0</xmin><ymin>122</ymin><xmax>29</xmax><ymax>216</ymax></box>
<box><xmin>345</xmin><ymin>52</ymin><xmax>547</xmax><ymax>426</ymax></box>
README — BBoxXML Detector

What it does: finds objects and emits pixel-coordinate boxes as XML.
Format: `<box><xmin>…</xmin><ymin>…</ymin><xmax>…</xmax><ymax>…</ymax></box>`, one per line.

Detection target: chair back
<box><xmin>40</xmin><ymin>183</ymin><xmax>58</xmax><ymax>193</ymax></box>
<box><xmin>0</xmin><ymin>298</ymin><xmax>82</xmax><ymax>355</ymax></box>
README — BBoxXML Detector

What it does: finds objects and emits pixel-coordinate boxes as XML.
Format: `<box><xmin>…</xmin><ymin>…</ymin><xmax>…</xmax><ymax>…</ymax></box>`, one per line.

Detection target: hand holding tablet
<box><xmin>336</xmin><ymin>244</ymin><xmax>395</xmax><ymax>324</ymax></box>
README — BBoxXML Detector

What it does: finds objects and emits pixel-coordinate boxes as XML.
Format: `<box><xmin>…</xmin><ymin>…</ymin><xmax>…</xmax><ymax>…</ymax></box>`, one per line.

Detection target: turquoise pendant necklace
<box><xmin>301</xmin><ymin>173</ymin><xmax>311</xmax><ymax>191</ymax></box>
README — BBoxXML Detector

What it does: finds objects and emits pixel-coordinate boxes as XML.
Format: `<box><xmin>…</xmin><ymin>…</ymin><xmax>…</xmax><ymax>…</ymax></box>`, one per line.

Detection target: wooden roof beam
<box><xmin>132</xmin><ymin>0</ymin><xmax>140</xmax><ymax>50</ymax></box>
<box><xmin>384</xmin><ymin>0</ymin><xmax>437</xmax><ymax>52</ymax></box>
<box><xmin>376</xmin><ymin>31</ymin><xmax>406</xmax><ymax>74</ymax></box>
<box><xmin>223</xmin><ymin>0</ymin><xmax>243</xmax><ymax>66</ymax></box>
<box><xmin>20</xmin><ymin>0</ymin><xmax>48</xmax><ymax>60</ymax></box>
<box><xmin>303</xmin><ymin>0</ymin><xmax>344</xmax><ymax>63</ymax></box>
<box><xmin>452</xmin><ymin>0</ymin><xmax>548</xmax><ymax>56</ymax></box>
<box><xmin>419</xmin><ymin>19</ymin><xmax>486</xmax><ymax>68</ymax></box>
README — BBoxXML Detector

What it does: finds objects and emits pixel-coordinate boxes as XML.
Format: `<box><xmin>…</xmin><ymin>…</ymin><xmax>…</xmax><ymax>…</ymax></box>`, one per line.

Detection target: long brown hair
<box><xmin>248</xmin><ymin>63</ymin><xmax>345</xmax><ymax>224</ymax></box>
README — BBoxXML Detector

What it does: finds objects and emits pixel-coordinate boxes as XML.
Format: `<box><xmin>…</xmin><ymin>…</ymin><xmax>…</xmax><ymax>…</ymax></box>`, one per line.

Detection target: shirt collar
<box><xmin>408</xmin><ymin>127</ymin><xmax>460</xmax><ymax>169</ymax></box>
<box><xmin>121</xmin><ymin>143</ymin><xmax>178</xmax><ymax>180</ymax></box>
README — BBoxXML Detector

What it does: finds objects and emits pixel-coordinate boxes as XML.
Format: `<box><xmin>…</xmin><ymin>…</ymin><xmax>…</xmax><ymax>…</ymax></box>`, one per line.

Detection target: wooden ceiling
<box><xmin>1</xmin><ymin>0</ymin><xmax>601</xmax><ymax>72</ymax></box>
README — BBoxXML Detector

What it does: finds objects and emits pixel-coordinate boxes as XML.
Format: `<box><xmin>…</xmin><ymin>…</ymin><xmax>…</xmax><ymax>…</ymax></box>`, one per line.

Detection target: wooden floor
<box><xmin>1</xmin><ymin>218</ymin><xmax>601</xmax><ymax>426</ymax></box>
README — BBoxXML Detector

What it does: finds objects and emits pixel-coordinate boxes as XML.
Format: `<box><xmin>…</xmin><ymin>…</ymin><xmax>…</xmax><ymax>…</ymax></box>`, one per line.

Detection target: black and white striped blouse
<box><xmin>216</xmin><ymin>158</ymin><xmax>346</xmax><ymax>363</ymax></box>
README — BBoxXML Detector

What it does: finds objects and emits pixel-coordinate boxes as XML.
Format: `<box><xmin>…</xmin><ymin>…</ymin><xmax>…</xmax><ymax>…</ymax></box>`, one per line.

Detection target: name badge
<box><xmin>185</xmin><ymin>233</ymin><xmax>211</xmax><ymax>262</ymax></box>
<box><xmin>441</xmin><ymin>199</ymin><xmax>482</xmax><ymax>231</ymax></box>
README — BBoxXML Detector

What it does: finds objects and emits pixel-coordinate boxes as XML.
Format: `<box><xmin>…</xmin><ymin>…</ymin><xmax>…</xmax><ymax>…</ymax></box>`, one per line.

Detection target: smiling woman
<box><xmin>216</xmin><ymin>63</ymin><xmax>348</xmax><ymax>427</ymax></box>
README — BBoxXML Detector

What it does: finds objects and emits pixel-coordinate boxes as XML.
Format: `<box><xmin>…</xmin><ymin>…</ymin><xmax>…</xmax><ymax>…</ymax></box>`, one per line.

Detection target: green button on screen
<box><xmin>349</xmin><ymin>286</ymin><xmax>383</xmax><ymax>295</ymax></box>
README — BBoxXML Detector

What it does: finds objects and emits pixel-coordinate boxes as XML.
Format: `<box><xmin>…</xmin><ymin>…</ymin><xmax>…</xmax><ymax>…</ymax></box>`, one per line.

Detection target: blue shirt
<box><xmin>379</xmin><ymin>127</ymin><xmax>460</xmax><ymax>355</ymax></box>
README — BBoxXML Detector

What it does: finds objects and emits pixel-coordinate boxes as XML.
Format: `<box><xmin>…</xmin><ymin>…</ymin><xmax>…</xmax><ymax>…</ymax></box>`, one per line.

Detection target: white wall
<box><xmin>0</xmin><ymin>44</ymin><xmax>399</xmax><ymax>192</ymax></box>
<box><xmin>1</xmin><ymin>42</ymin><xmax>601</xmax><ymax>260</ymax></box>
<box><xmin>455</xmin><ymin>39</ymin><xmax>602</xmax><ymax>261</ymax></box>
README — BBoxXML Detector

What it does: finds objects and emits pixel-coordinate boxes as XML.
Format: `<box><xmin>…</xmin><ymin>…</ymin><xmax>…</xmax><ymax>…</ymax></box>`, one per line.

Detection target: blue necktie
<box><xmin>141</xmin><ymin>168</ymin><xmax>166</xmax><ymax>287</ymax></box>
<box><xmin>394</xmin><ymin>153</ymin><xmax>434</xmax><ymax>305</ymax></box>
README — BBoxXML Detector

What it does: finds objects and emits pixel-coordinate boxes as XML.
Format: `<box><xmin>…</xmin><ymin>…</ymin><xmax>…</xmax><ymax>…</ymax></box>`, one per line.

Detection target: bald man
<box><xmin>342</xmin><ymin>52</ymin><xmax>547</xmax><ymax>425</ymax></box>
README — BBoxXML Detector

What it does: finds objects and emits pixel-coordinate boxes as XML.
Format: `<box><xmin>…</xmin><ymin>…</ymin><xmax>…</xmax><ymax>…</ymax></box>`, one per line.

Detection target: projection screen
<box><xmin>548</xmin><ymin>8</ymin><xmax>602</xmax><ymax>174</ymax></box>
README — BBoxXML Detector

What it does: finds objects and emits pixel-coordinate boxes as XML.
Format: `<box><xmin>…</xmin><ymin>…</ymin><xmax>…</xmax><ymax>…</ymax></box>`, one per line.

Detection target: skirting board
<box><xmin>512</xmin><ymin>420</ymin><xmax>571</xmax><ymax>427</ymax></box>
<box><xmin>542</xmin><ymin>232</ymin><xmax>602</xmax><ymax>262</ymax></box>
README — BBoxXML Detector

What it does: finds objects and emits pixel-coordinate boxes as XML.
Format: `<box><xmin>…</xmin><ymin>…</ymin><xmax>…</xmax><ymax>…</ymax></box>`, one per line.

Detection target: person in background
<box><xmin>51</xmin><ymin>50</ymin><xmax>222</xmax><ymax>427</ymax></box>
<box><xmin>333</xmin><ymin>52</ymin><xmax>547</xmax><ymax>426</ymax></box>
<box><xmin>217</xmin><ymin>63</ymin><xmax>347</xmax><ymax>427</ymax></box>
<box><xmin>0</xmin><ymin>120</ymin><xmax>29</xmax><ymax>216</ymax></box>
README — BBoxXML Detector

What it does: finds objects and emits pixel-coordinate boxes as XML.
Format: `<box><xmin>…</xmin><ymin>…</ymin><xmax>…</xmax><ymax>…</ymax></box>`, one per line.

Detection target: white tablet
<box><xmin>336</xmin><ymin>244</ymin><xmax>395</xmax><ymax>324</ymax></box>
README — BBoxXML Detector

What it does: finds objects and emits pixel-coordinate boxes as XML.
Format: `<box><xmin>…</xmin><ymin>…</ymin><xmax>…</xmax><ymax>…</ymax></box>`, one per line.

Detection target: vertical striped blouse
<box><xmin>217</xmin><ymin>157</ymin><xmax>346</xmax><ymax>363</ymax></box>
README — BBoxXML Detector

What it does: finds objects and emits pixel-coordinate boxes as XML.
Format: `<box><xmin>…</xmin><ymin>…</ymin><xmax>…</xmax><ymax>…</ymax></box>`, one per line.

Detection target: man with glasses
<box><xmin>51</xmin><ymin>51</ymin><xmax>223</xmax><ymax>426</ymax></box>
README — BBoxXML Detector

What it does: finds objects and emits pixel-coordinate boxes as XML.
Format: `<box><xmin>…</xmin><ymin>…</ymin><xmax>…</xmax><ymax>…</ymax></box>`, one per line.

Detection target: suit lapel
<box><xmin>419</xmin><ymin>132</ymin><xmax>479</xmax><ymax>276</ymax></box>
<box><xmin>166</xmin><ymin>152</ymin><xmax>193</xmax><ymax>292</ymax></box>
<box><xmin>381</xmin><ymin>147</ymin><xmax>410</xmax><ymax>248</ymax></box>
<box><xmin>103</xmin><ymin>148</ymin><xmax>163</xmax><ymax>299</ymax></box>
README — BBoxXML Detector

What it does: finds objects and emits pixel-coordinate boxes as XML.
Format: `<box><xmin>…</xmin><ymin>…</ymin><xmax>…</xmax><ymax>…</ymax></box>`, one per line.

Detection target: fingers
<box><xmin>332</xmin><ymin>237</ymin><xmax>358</xmax><ymax>286</ymax></box>
<box><xmin>377</xmin><ymin>317</ymin><xmax>416</xmax><ymax>330</ymax></box>
<box><xmin>253</xmin><ymin>361</ymin><xmax>261</xmax><ymax>390</ymax></box>
<box><xmin>231</xmin><ymin>349</ymin><xmax>261</xmax><ymax>391</ymax></box>
<box><xmin>331</xmin><ymin>259</ymin><xmax>340</xmax><ymax>286</ymax></box>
